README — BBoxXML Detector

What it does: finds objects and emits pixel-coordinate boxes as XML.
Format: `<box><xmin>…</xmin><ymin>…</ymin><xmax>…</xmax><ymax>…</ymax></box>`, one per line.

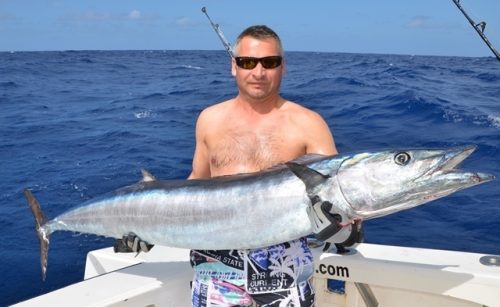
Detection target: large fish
<box><xmin>25</xmin><ymin>145</ymin><xmax>493</xmax><ymax>280</ymax></box>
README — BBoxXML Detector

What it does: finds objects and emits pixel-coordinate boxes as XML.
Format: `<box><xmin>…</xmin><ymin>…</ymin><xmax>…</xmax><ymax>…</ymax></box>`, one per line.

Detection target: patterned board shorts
<box><xmin>190</xmin><ymin>238</ymin><xmax>315</xmax><ymax>307</ymax></box>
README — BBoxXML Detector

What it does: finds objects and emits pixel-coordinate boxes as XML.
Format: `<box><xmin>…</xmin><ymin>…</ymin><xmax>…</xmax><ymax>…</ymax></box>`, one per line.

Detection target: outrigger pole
<box><xmin>201</xmin><ymin>7</ymin><xmax>234</xmax><ymax>58</ymax></box>
<box><xmin>452</xmin><ymin>0</ymin><xmax>500</xmax><ymax>61</ymax></box>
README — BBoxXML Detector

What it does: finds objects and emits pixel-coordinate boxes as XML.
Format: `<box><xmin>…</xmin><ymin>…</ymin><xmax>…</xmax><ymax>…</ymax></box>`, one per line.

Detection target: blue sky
<box><xmin>1</xmin><ymin>0</ymin><xmax>499</xmax><ymax>57</ymax></box>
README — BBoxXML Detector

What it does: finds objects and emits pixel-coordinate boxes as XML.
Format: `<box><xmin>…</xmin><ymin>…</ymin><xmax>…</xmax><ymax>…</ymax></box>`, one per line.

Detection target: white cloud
<box><xmin>57</xmin><ymin>10</ymin><xmax>159</xmax><ymax>26</ymax></box>
<box><xmin>407</xmin><ymin>16</ymin><xmax>432</xmax><ymax>28</ymax></box>
<box><xmin>82</xmin><ymin>11</ymin><xmax>112</xmax><ymax>21</ymax></box>
<box><xmin>57</xmin><ymin>11</ymin><xmax>113</xmax><ymax>24</ymax></box>
<box><xmin>175</xmin><ymin>16</ymin><xmax>192</xmax><ymax>27</ymax></box>
<box><xmin>129</xmin><ymin>10</ymin><xmax>142</xmax><ymax>20</ymax></box>
<box><xmin>406</xmin><ymin>15</ymin><xmax>459</xmax><ymax>30</ymax></box>
<box><xmin>172</xmin><ymin>16</ymin><xmax>204</xmax><ymax>30</ymax></box>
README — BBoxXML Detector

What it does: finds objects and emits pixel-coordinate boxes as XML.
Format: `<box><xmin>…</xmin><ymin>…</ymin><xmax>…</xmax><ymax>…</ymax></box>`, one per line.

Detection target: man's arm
<box><xmin>188</xmin><ymin>109</ymin><xmax>211</xmax><ymax>179</ymax></box>
<box><xmin>303</xmin><ymin>110</ymin><xmax>337</xmax><ymax>156</ymax></box>
<box><xmin>297</xmin><ymin>108</ymin><xmax>364</xmax><ymax>249</ymax></box>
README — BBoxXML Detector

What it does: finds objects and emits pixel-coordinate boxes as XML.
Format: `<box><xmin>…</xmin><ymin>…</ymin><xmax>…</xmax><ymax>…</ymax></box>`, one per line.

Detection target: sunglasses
<box><xmin>234</xmin><ymin>56</ymin><xmax>283</xmax><ymax>70</ymax></box>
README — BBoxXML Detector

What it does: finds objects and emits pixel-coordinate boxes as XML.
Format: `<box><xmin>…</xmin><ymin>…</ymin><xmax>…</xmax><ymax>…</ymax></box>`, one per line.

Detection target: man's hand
<box><xmin>307</xmin><ymin>197</ymin><xmax>364</xmax><ymax>251</ymax></box>
<box><xmin>113</xmin><ymin>233</ymin><xmax>154</xmax><ymax>253</ymax></box>
<box><xmin>307</xmin><ymin>198</ymin><xmax>342</xmax><ymax>242</ymax></box>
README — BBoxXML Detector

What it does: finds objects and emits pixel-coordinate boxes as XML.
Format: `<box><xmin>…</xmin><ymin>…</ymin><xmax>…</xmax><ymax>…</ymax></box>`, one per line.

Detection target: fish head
<box><xmin>336</xmin><ymin>145</ymin><xmax>494</xmax><ymax>219</ymax></box>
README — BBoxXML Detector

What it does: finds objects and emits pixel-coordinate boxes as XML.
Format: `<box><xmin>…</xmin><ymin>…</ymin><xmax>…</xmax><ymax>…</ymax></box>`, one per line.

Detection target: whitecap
<box><xmin>181</xmin><ymin>65</ymin><xmax>202</xmax><ymax>70</ymax></box>
<box><xmin>134</xmin><ymin>110</ymin><xmax>156</xmax><ymax>119</ymax></box>
<box><xmin>442</xmin><ymin>110</ymin><xmax>463</xmax><ymax>123</ymax></box>
<box><xmin>488</xmin><ymin>115</ymin><xmax>500</xmax><ymax>128</ymax></box>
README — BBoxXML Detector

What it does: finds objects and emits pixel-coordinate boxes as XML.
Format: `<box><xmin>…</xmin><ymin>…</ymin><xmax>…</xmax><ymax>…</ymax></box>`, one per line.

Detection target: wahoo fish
<box><xmin>25</xmin><ymin>145</ymin><xmax>493</xmax><ymax>280</ymax></box>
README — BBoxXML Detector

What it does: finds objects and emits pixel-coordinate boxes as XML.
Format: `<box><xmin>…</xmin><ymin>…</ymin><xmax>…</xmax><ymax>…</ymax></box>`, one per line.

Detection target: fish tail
<box><xmin>24</xmin><ymin>189</ymin><xmax>50</xmax><ymax>281</ymax></box>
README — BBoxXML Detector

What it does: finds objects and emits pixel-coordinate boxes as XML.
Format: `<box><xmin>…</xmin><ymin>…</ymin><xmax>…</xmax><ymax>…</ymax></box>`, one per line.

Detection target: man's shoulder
<box><xmin>281</xmin><ymin>99</ymin><xmax>310</xmax><ymax>112</ymax></box>
<box><xmin>282</xmin><ymin>100</ymin><xmax>324</xmax><ymax>121</ymax></box>
<box><xmin>198</xmin><ymin>99</ymin><xmax>233</xmax><ymax>120</ymax></box>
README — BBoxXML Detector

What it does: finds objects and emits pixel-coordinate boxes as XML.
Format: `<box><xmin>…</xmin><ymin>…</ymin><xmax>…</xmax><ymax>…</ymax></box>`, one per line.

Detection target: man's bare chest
<box><xmin>207</xmin><ymin>128</ymin><xmax>304</xmax><ymax>174</ymax></box>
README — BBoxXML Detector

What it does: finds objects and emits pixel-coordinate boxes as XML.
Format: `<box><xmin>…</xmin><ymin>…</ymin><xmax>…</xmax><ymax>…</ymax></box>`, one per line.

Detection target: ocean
<box><xmin>1</xmin><ymin>50</ymin><xmax>499</xmax><ymax>305</ymax></box>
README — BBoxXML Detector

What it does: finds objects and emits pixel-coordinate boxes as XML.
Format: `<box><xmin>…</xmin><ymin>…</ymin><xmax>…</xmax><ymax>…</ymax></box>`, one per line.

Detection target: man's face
<box><xmin>231</xmin><ymin>36</ymin><xmax>285</xmax><ymax>102</ymax></box>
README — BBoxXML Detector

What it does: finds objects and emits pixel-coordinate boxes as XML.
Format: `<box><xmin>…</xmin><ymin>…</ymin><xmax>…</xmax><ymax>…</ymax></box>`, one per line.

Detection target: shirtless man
<box><xmin>114</xmin><ymin>25</ymin><xmax>340</xmax><ymax>306</ymax></box>
<box><xmin>188</xmin><ymin>25</ymin><xmax>337</xmax><ymax>307</ymax></box>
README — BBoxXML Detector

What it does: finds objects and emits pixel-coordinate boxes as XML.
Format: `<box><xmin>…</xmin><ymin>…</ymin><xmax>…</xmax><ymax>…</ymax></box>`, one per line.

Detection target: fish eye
<box><xmin>394</xmin><ymin>152</ymin><xmax>411</xmax><ymax>166</ymax></box>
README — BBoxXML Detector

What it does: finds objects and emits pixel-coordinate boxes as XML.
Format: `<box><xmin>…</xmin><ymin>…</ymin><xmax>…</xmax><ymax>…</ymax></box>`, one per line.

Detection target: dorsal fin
<box><xmin>141</xmin><ymin>169</ymin><xmax>157</xmax><ymax>182</ymax></box>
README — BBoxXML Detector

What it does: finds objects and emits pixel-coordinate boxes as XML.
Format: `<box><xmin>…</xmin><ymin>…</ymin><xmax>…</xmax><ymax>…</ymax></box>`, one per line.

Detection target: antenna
<box><xmin>452</xmin><ymin>0</ymin><xmax>500</xmax><ymax>61</ymax></box>
<box><xmin>201</xmin><ymin>7</ymin><xmax>234</xmax><ymax>58</ymax></box>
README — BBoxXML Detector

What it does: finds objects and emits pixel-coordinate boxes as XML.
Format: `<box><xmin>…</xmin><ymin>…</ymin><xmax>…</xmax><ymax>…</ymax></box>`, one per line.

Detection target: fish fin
<box><xmin>141</xmin><ymin>169</ymin><xmax>157</xmax><ymax>182</ymax></box>
<box><xmin>285</xmin><ymin>162</ymin><xmax>330</xmax><ymax>192</ymax></box>
<box><xmin>257</xmin><ymin>154</ymin><xmax>329</xmax><ymax>174</ymax></box>
<box><xmin>24</xmin><ymin>189</ymin><xmax>50</xmax><ymax>281</ymax></box>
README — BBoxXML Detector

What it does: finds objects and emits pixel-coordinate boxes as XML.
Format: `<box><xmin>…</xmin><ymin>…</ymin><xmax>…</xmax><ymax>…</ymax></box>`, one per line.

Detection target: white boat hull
<box><xmin>13</xmin><ymin>243</ymin><xmax>500</xmax><ymax>307</ymax></box>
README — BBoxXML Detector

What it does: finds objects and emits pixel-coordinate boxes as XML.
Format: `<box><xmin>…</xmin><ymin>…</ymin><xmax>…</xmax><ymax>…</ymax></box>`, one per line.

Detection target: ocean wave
<box><xmin>168</xmin><ymin>89</ymin><xmax>196</xmax><ymax>96</ymax></box>
<box><xmin>0</xmin><ymin>81</ymin><xmax>19</xmax><ymax>88</ymax></box>
<box><xmin>487</xmin><ymin>115</ymin><xmax>500</xmax><ymax>128</ymax></box>
<box><xmin>441</xmin><ymin>107</ymin><xmax>500</xmax><ymax>129</ymax></box>
<box><xmin>450</xmin><ymin>68</ymin><xmax>475</xmax><ymax>75</ymax></box>
<box><xmin>476</xmin><ymin>72</ymin><xmax>500</xmax><ymax>82</ymax></box>
<box><xmin>79</xmin><ymin>58</ymin><xmax>94</xmax><ymax>64</ymax></box>
<box><xmin>70</xmin><ymin>182</ymin><xmax>89</xmax><ymax>198</ymax></box>
<box><xmin>174</xmin><ymin>64</ymin><xmax>203</xmax><ymax>70</ymax></box>
<box><xmin>106</xmin><ymin>63</ymin><xmax>129</xmax><ymax>70</ymax></box>
<box><xmin>134</xmin><ymin>110</ymin><xmax>157</xmax><ymax>119</ymax></box>
<box><xmin>292</xmin><ymin>77</ymin><xmax>334</xmax><ymax>89</ymax></box>
<box><xmin>141</xmin><ymin>92</ymin><xmax>167</xmax><ymax>100</ymax></box>
<box><xmin>333</xmin><ymin>76</ymin><xmax>367</xmax><ymax>87</ymax></box>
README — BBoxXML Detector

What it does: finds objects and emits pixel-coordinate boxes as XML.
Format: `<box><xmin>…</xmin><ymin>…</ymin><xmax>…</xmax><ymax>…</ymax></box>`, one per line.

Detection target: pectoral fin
<box><xmin>285</xmin><ymin>162</ymin><xmax>330</xmax><ymax>193</ymax></box>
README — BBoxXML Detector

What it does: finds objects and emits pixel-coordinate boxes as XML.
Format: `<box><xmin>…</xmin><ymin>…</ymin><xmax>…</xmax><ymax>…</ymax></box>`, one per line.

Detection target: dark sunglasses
<box><xmin>234</xmin><ymin>56</ymin><xmax>283</xmax><ymax>70</ymax></box>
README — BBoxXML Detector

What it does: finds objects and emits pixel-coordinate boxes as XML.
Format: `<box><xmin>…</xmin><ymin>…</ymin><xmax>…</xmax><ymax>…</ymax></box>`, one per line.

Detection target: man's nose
<box><xmin>251</xmin><ymin>63</ymin><xmax>266</xmax><ymax>78</ymax></box>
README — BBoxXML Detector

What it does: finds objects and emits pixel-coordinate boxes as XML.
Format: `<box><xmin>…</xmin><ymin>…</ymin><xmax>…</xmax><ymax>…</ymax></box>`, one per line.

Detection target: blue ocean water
<box><xmin>1</xmin><ymin>50</ymin><xmax>499</xmax><ymax>305</ymax></box>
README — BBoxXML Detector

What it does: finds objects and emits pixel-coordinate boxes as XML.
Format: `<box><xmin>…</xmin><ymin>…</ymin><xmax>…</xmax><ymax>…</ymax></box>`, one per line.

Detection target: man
<box><xmin>187</xmin><ymin>25</ymin><xmax>337</xmax><ymax>307</ymax></box>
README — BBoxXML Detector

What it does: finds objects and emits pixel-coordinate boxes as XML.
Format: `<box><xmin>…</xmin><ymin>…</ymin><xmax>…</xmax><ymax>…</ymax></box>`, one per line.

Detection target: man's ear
<box><xmin>231</xmin><ymin>58</ymin><xmax>237</xmax><ymax>77</ymax></box>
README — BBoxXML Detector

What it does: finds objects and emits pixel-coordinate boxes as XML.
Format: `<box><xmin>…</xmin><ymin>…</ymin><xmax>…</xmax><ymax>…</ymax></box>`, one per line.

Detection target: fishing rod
<box><xmin>201</xmin><ymin>7</ymin><xmax>234</xmax><ymax>58</ymax></box>
<box><xmin>452</xmin><ymin>0</ymin><xmax>500</xmax><ymax>61</ymax></box>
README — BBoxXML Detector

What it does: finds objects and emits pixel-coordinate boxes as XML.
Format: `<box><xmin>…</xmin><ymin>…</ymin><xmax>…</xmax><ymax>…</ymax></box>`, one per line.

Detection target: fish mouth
<box><xmin>416</xmin><ymin>145</ymin><xmax>495</xmax><ymax>192</ymax></box>
<box><xmin>438</xmin><ymin>145</ymin><xmax>476</xmax><ymax>172</ymax></box>
<box><xmin>424</xmin><ymin>145</ymin><xmax>494</xmax><ymax>184</ymax></box>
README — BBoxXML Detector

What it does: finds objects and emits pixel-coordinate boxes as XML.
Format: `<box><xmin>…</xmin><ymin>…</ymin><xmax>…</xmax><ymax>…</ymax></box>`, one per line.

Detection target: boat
<box><xmin>12</xmin><ymin>242</ymin><xmax>500</xmax><ymax>306</ymax></box>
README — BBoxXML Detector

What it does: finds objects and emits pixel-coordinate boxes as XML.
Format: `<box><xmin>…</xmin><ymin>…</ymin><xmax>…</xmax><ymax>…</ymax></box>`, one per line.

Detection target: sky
<box><xmin>1</xmin><ymin>0</ymin><xmax>499</xmax><ymax>57</ymax></box>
